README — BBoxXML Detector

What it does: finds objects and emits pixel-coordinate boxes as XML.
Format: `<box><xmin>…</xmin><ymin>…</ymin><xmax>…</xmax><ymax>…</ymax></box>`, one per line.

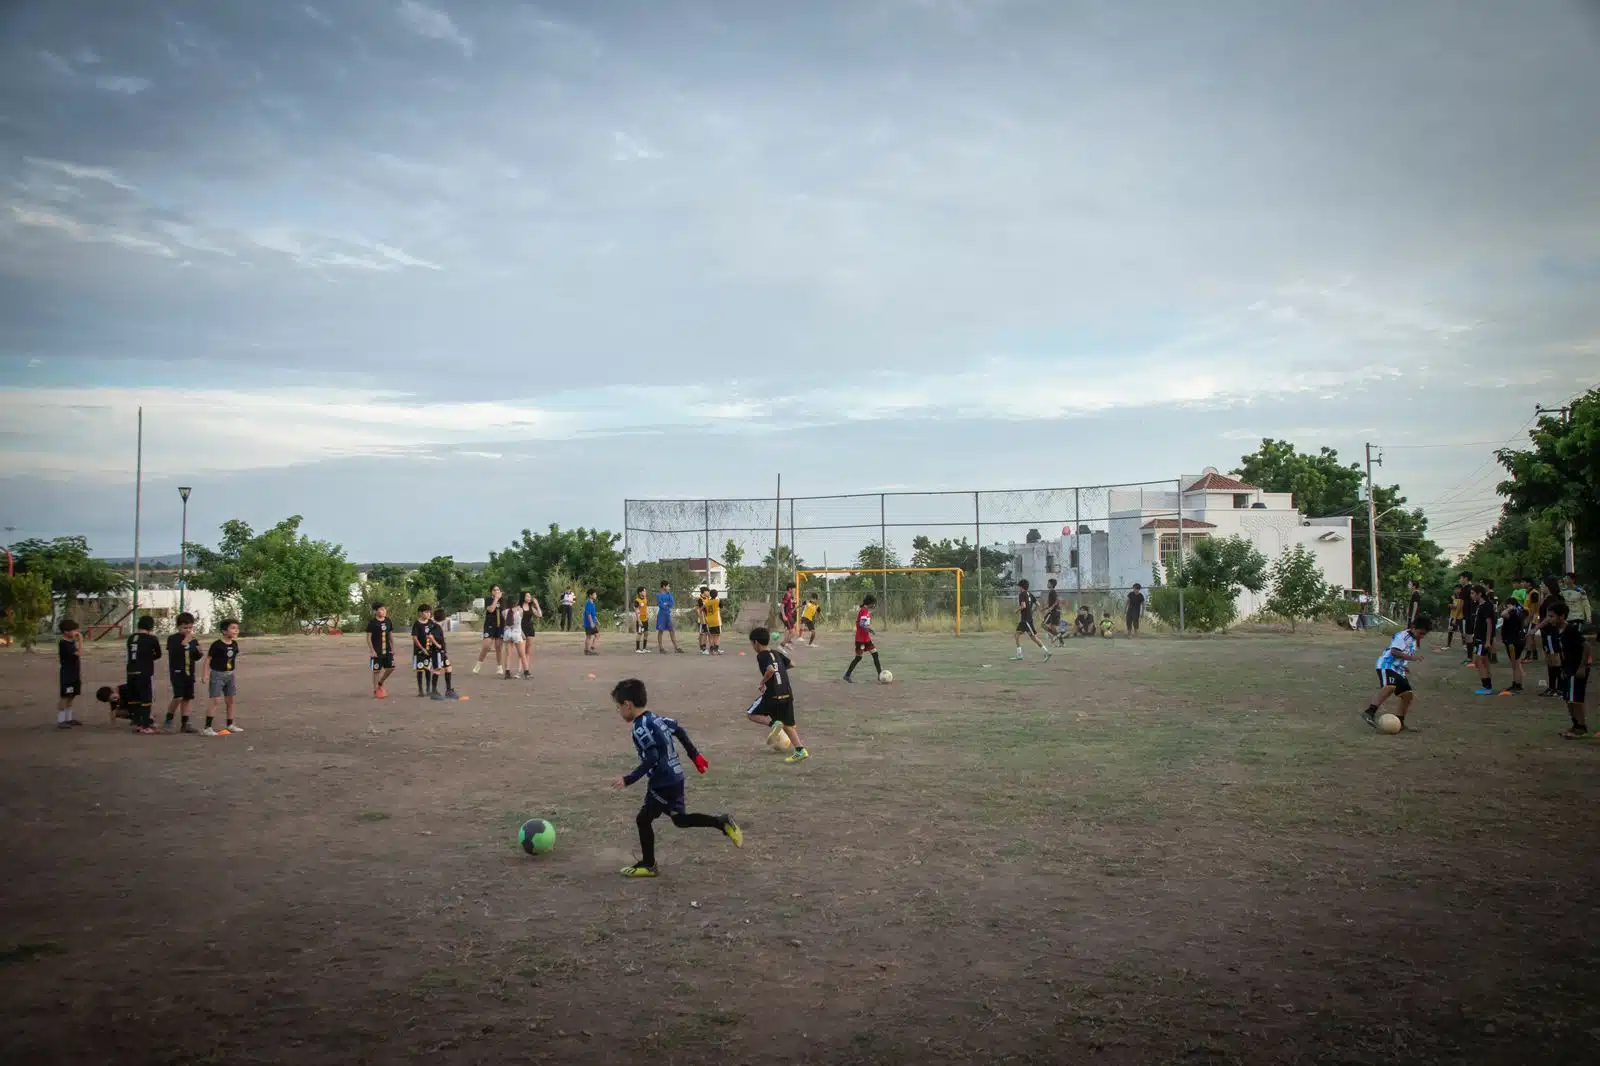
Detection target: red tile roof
<box><xmin>1185</xmin><ymin>472</ymin><xmax>1257</xmax><ymax>492</ymax></box>
<box><xmin>1141</xmin><ymin>518</ymin><xmax>1217</xmax><ymax>530</ymax></box>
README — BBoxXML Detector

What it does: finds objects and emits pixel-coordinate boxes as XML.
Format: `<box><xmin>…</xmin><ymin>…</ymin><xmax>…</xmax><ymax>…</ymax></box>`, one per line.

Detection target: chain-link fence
<box><xmin>623</xmin><ymin>480</ymin><xmax>1189</xmax><ymax>632</ymax></box>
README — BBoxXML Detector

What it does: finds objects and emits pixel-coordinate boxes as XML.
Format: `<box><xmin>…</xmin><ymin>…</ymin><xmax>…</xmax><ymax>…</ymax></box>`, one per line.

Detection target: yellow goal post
<box><xmin>793</xmin><ymin>567</ymin><xmax>965</xmax><ymax>635</ymax></box>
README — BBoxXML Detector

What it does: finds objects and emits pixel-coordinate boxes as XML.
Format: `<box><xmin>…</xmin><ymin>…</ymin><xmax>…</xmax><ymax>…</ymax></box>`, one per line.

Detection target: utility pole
<box><xmin>1535</xmin><ymin>404</ymin><xmax>1576</xmax><ymax>574</ymax></box>
<box><xmin>1365</xmin><ymin>443</ymin><xmax>1382</xmax><ymax>619</ymax></box>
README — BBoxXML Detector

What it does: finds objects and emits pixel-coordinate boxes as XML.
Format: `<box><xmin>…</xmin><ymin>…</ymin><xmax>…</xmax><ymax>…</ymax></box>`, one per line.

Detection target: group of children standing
<box><xmin>54</xmin><ymin>613</ymin><xmax>243</xmax><ymax>736</ymax></box>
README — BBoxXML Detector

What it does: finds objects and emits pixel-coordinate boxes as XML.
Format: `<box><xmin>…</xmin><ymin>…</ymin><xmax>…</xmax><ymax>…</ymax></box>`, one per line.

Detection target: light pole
<box><xmin>178</xmin><ymin>486</ymin><xmax>192</xmax><ymax>614</ymax></box>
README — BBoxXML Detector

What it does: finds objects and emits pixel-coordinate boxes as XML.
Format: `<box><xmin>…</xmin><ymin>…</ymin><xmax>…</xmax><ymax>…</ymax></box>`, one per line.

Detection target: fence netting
<box><xmin>624</xmin><ymin>481</ymin><xmax>1184</xmax><ymax>631</ymax></box>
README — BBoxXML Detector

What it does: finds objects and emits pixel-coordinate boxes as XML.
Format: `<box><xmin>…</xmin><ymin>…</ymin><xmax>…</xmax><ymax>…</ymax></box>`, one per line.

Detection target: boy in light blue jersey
<box><xmin>608</xmin><ymin>678</ymin><xmax>742</xmax><ymax>877</ymax></box>
<box><xmin>1363</xmin><ymin>616</ymin><xmax>1431</xmax><ymax>730</ymax></box>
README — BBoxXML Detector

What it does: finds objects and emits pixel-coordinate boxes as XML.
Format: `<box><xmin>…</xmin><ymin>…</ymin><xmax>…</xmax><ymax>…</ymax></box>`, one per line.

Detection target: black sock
<box><xmin>1364</xmin><ymin>704</ymin><xmax>1377</xmax><ymax>714</ymax></box>
<box><xmin>669</xmin><ymin>811</ymin><xmax>725</xmax><ymax>830</ymax></box>
<box><xmin>1549</xmin><ymin>666</ymin><xmax>1560</xmax><ymax>691</ymax></box>
<box><xmin>846</xmin><ymin>655</ymin><xmax>861</xmax><ymax>677</ymax></box>
<box><xmin>1480</xmin><ymin>676</ymin><xmax>1492</xmax><ymax>689</ymax></box>
<box><xmin>417</xmin><ymin>672</ymin><xmax>426</xmax><ymax>694</ymax></box>
<box><xmin>205</xmin><ymin>716</ymin><xmax>213</xmax><ymax>729</ymax></box>
<box><xmin>181</xmin><ymin>715</ymin><xmax>189</xmax><ymax>727</ymax></box>
<box><xmin>636</xmin><ymin>810</ymin><xmax>658</xmax><ymax>868</ymax></box>
<box><xmin>164</xmin><ymin>711</ymin><xmax>174</xmax><ymax>724</ymax></box>
<box><xmin>871</xmin><ymin>653</ymin><xmax>882</xmax><ymax>673</ymax></box>
<box><xmin>444</xmin><ymin>674</ymin><xmax>454</xmax><ymax>691</ymax></box>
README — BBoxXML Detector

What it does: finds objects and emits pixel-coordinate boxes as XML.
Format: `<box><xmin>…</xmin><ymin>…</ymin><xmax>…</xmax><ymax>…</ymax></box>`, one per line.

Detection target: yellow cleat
<box><xmin>619</xmin><ymin>864</ymin><xmax>659</xmax><ymax>878</ymax></box>
<box><xmin>721</xmin><ymin>816</ymin><xmax>743</xmax><ymax>848</ymax></box>
<box><xmin>784</xmin><ymin>748</ymin><xmax>810</xmax><ymax>764</ymax></box>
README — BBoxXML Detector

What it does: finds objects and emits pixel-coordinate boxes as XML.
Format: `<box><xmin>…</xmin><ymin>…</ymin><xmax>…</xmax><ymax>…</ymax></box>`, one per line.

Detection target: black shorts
<box><xmin>1469</xmin><ymin>639</ymin><xmax>1491</xmax><ymax>658</ymax></box>
<box><xmin>1016</xmin><ymin>619</ymin><xmax>1036</xmax><ymax>636</ymax></box>
<box><xmin>371</xmin><ymin>653</ymin><xmax>395</xmax><ymax>671</ymax></box>
<box><xmin>1562</xmin><ymin>674</ymin><xmax>1589</xmax><ymax>704</ymax></box>
<box><xmin>1502</xmin><ymin>637</ymin><xmax>1525</xmax><ymax>659</ymax></box>
<box><xmin>782</xmin><ymin>615</ymin><xmax>797</xmax><ymax>630</ymax></box>
<box><xmin>125</xmin><ymin>675</ymin><xmax>153</xmax><ymax>705</ymax></box>
<box><xmin>169</xmin><ymin>673</ymin><xmax>195</xmax><ymax>701</ymax></box>
<box><xmin>636</xmin><ymin>619</ymin><xmax>648</xmax><ymax>634</ymax></box>
<box><xmin>855</xmin><ymin>639</ymin><xmax>876</xmax><ymax>654</ymax></box>
<box><xmin>1044</xmin><ymin>610</ymin><xmax>1061</xmax><ymax>627</ymax></box>
<box><xmin>1377</xmin><ymin>668</ymin><xmax>1412</xmax><ymax>695</ymax></box>
<box><xmin>1543</xmin><ymin>631</ymin><xmax>1560</xmax><ymax>655</ymax></box>
<box><xmin>584</xmin><ymin>625</ymin><xmax>598</xmax><ymax>637</ymax></box>
<box><xmin>1125</xmin><ymin>611</ymin><xmax>1141</xmax><ymax>629</ymax></box>
<box><xmin>431</xmin><ymin>650</ymin><xmax>450</xmax><ymax>671</ymax></box>
<box><xmin>749</xmin><ymin>693</ymin><xmax>796</xmax><ymax>727</ymax></box>
<box><xmin>708</xmin><ymin>625</ymin><xmax>721</xmax><ymax>636</ymax></box>
<box><xmin>801</xmin><ymin>618</ymin><xmax>815</xmax><ymax>631</ymax></box>
<box><xmin>482</xmin><ymin>628</ymin><xmax>500</xmax><ymax>642</ymax></box>
<box><xmin>640</xmin><ymin>781</ymin><xmax>687</xmax><ymax>819</ymax></box>
<box><xmin>60</xmin><ymin>677</ymin><xmax>81</xmax><ymax>700</ymax></box>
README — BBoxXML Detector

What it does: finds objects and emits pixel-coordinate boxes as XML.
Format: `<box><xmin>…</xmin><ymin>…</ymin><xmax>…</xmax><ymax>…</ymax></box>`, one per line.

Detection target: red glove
<box><xmin>693</xmin><ymin>754</ymin><xmax>709</xmax><ymax>774</ymax></box>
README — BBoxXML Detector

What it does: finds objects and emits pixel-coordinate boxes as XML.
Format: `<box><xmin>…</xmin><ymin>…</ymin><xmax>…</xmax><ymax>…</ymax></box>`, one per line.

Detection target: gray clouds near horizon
<box><xmin>1</xmin><ymin>0</ymin><xmax>1597</xmax><ymax>560</ymax></box>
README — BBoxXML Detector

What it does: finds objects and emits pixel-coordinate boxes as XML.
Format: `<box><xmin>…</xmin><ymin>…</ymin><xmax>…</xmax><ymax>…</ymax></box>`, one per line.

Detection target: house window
<box><xmin>1045</xmin><ymin>551</ymin><xmax>1057</xmax><ymax>573</ymax></box>
<box><xmin>1233</xmin><ymin>493</ymin><xmax>1251</xmax><ymax>509</ymax></box>
<box><xmin>1142</xmin><ymin>535</ymin><xmax>1156</xmax><ymax>563</ymax></box>
<box><xmin>1069</xmin><ymin>548</ymin><xmax>1080</xmax><ymax>570</ymax></box>
<box><xmin>1159</xmin><ymin>533</ymin><xmax>1182</xmax><ymax>573</ymax></box>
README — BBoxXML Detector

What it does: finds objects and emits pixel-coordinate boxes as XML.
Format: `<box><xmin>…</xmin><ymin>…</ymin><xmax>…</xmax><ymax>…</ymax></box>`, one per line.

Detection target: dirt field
<box><xmin>2</xmin><ymin>626</ymin><xmax>1598</xmax><ymax>1065</ymax></box>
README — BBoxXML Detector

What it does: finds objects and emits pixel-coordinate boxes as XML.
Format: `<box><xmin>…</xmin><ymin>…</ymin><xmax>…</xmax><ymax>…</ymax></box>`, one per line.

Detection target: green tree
<box><xmin>10</xmin><ymin>535</ymin><xmax>129</xmax><ymax>610</ymax></box>
<box><xmin>1494</xmin><ymin>388</ymin><xmax>1599</xmax><ymax>577</ymax></box>
<box><xmin>0</xmin><ymin>572</ymin><xmax>54</xmax><ymax>648</ymax></box>
<box><xmin>1265</xmin><ymin>544</ymin><xmax>1329</xmax><ymax>632</ymax></box>
<box><xmin>1457</xmin><ymin>511</ymin><xmax>1567</xmax><ymax>592</ymax></box>
<box><xmin>1179</xmin><ymin>536</ymin><xmax>1269</xmax><ymax>599</ymax></box>
<box><xmin>721</xmin><ymin>540</ymin><xmax>745</xmax><ymax>570</ymax></box>
<box><xmin>410</xmin><ymin>555</ymin><xmax>479</xmax><ymax>615</ymax></box>
<box><xmin>364</xmin><ymin>563</ymin><xmax>409</xmax><ymax>585</ymax></box>
<box><xmin>1233</xmin><ymin>439</ymin><xmax>1449</xmax><ymax>605</ymax></box>
<box><xmin>187</xmin><ymin>517</ymin><xmax>355</xmax><ymax>633</ymax></box>
<box><xmin>490</xmin><ymin>524</ymin><xmax>624</xmax><ymax>606</ymax></box>
<box><xmin>357</xmin><ymin>580</ymin><xmax>435</xmax><ymax>628</ymax></box>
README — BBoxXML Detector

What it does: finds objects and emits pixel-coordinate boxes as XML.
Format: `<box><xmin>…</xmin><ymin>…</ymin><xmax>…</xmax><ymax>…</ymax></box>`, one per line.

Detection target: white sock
<box><xmin>57</xmin><ymin>709</ymin><xmax>68</xmax><ymax>724</ymax></box>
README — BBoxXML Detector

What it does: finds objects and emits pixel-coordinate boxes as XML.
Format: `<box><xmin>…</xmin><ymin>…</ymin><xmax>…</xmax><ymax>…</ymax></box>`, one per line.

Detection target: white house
<box><xmin>1003</xmin><ymin>468</ymin><xmax>1353</xmax><ymax>615</ymax></box>
<box><xmin>676</xmin><ymin>557</ymin><xmax>730</xmax><ymax>594</ymax></box>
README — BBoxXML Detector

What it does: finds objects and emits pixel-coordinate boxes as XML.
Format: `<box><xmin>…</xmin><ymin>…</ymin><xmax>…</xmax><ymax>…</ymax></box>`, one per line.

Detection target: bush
<box><xmin>0</xmin><ymin>572</ymin><xmax>54</xmax><ymax>648</ymax></box>
<box><xmin>1147</xmin><ymin>585</ymin><xmax>1237</xmax><ymax>633</ymax></box>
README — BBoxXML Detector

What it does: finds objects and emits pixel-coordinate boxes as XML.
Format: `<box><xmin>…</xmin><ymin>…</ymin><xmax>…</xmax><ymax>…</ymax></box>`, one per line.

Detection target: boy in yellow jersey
<box><xmin>704</xmin><ymin>589</ymin><xmax>725</xmax><ymax>654</ymax></box>
<box><xmin>633</xmin><ymin>586</ymin><xmax>650</xmax><ymax>654</ymax></box>
<box><xmin>800</xmin><ymin>592</ymin><xmax>820</xmax><ymax>646</ymax></box>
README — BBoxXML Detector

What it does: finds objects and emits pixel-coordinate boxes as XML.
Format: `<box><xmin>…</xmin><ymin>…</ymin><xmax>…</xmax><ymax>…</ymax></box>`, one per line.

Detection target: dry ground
<box><xmin>1</xmin><ymin>626</ymin><xmax>1598</xmax><ymax>1065</ymax></box>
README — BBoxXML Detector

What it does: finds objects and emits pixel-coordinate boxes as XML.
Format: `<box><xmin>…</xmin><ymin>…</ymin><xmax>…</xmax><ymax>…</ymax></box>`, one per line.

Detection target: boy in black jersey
<box><xmin>1497</xmin><ymin>596</ymin><xmax>1528</xmax><ymax>695</ymax></box>
<box><xmin>746</xmin><ymin>626</ymin><xmax>808</xmax><ymax>762</ymax></box>
<box><xmin>412</xmin><ymin>605</ymin><xmax>435</xmax><ymax>697</ymax></box>
<box><xmin>1042</xmin><ymin>579</ymin><xmax>1064</xmax><ymax>643</ymax></box>
<box><xmin>367</xmin><ymin>603</ymin><xmax>396</xmax><ymax>699</ymax></box>
<box><xmin>202</xmin><ymin>618</ymin><xmax>242</xmax><ymax>734</ymax></box>
<box><xmin>1010</xmin><ymin>580</ymin><xmax>1051</xmax><ymax>662</ymax></box>
<box><xmin>1549</xmin><ymin>602</ymin><xmax>1592</xmax><ymax>738</ymax></box>
<box><xmin>474</xmin><ymin>585</ymin><xmax>503</xmax><ymax>676</ymax></box>
<box><xmin>124</xmin><ymin>615</ymin><xmax>162</xmax><ymax>733</ymax></box>
<box><xmin>1469</xmin><ymin>586</ymin><xmax>1497</xmax><ymax>696</ymax></box>
<box><xmin>57</xmin><ymin>619</ymin><xmax>83</xmax><ymax>729</ymax></box>
<box><xmin>427</xmin><ymin>611</ymin><xmax>457</xmax><ymax>700</ymax></box>
<box><xmin>96</xmin><ymin>682</ymin><xmax>133</xmax><ymax>721</ymax></box>
<box><xmin>163</xmin><ymin>611</ymin><xmax>203</xmax><ymax>733</ymax></box>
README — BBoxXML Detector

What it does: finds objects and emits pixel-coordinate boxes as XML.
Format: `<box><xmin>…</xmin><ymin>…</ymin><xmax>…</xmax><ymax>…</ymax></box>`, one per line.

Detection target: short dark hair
<box><xmin>708</xmin><ymin>589</ymin><xmax>718</xmax><ymax>598</ymax></box>
<box><xmin>862</xmin><ymin>594</ymin><xmax>876</xmax><ymax>606</ymax></box>
<box><xmin>1551</xmin><ymin>601</ymin><xmax>1570</xmax><ymax>618</ymax></box>
<box><xmin>95</xmin><ymin>685</ymin><xmax>115</xmax><ymax>703</ymax></box>
<box><xmin>750</xmin><ymin>626</ymin><xmax>771</xmax><ymax>645</ymax></box>
<box><xmin>610</xmin><ymin>678</ymin><xmax>647</xmax><ymax>707</ymax></box>
<box><xmin>372</xmin><ymin>602</ymin><xmax>385</xmax><ymax>611</ymax></box>
<box><xmin>137</xmin><ymin>615</ymin><xmax>155</xmax><ymax>631</ymax></box>
<box><xmin>1471</xmin><ymin>585</ymin><xmax>1487</xmax><ymax>597</ymax></box>
<box><xmin>59</xmin><ymin>618</ymin><xmax>79</xmax><ymax>634</ymax></box>
<box><xmin>1459</xmin><ymin>571</ymin><xmax>1472</xmax><ymax>580</ymax></box>
<box><xmin>1408</xmin><ymin>579</ymin><xmax>1419</xmax><ymax>589</ymax></box>
<box><xmin>1411</xmin><ymin>614</ymin><xmax>1433</xmax><ymax>631</ymax></box>
<box><xmin>786</xmin><ymin>582</ymin><xmax>795</xmax><ymax>590</ymax></box>
<box><xmin>175</xmin><ymin>612</ymin><xmax>195</xmax><ymax>627</ymax></box>
<box><xmin>1018</xmin><ymin>579</ymin><xmax>1030</xmax><ymax>589</ymax></box>
<box><xmin>1047</xmin><ymin>578</ymin><xmax>1057</xmax><ymax>587</ymax></box>
<box><xmin>586</xmin><ymin>588</ymin><xmax>596</xmax><ymax>596</ymax></box>
<box><xmin>1484</xmin><ymin>578</ymin><xmax>1496</xmax><ymax>587</ymax></box>
<box><xmin>637</xmin><ymin>586</ymin><xmax>646</xmax><ymax>594</ymax></box>
<box><xmin>660</xmin><ymin>580</ymin><xmax>670</xmax><ymax>588</ymax></box>
<box><xmin>219</xmin><ymin>618</ymin><xmax>239</xmax><ymax>631</ymax></box>
<box><xmin>1132</xmin><ymin>582</ymin><xmax>1142</xmax><ymax>590</ymax></box>
<box><xmin>418</xmin><ymin>604</ymin><xmax>432</xmax><ymax>614</ymax></box>
<box><xmin>1567</xmin><ymin>571</ymin><xmax>1579</xmax><ymax>581</ymax></box>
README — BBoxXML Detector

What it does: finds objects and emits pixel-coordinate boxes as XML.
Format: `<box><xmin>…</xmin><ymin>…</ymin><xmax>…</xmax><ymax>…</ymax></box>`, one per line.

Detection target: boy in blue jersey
<box><xmin>609</xmin><ymin>678</ymin><xmax>742</xmax><ymax>877</ymax></box>
<box><xmin>655</xmin><ymin>581</ymin><xmax>683</xmax><ymax>654</ymax></box>
<box><xmin>582</xmin><ymin>589</ymin><xmax>600</xmax><ymax>655</ymax></box>
<box><xmin>1363</xmin><ymin>615</ymin><xmax>1431</xmax><ymax>730</ymax></box>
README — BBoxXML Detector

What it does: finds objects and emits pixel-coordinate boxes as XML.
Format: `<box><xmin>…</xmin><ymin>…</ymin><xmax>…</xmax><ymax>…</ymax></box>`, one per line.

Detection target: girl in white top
<box><xmin>500</xmin><ymin>599</ymin><xmax>524</xmax><ymax>680</ymax></box>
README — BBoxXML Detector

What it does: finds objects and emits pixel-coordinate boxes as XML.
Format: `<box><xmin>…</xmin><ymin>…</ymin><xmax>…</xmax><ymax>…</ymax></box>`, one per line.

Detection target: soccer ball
<box><xmin>878</xmin><ymin>670</ymin><xmax>894</xmax><ymax>684</ymax></box>
<box><xmin>519</xmin><ymin>818</ymin><xmax>556</xmax><ymax>855</ymax></box>
<box><xmin>770</xmin><ymin>729</ymin><xmax>793</xmax><ymax>752</ymax></box>
<box><xmin>1377</xmin><ymin>713</ymin><xmax>1402</xmax><ymax>735</ymax></box>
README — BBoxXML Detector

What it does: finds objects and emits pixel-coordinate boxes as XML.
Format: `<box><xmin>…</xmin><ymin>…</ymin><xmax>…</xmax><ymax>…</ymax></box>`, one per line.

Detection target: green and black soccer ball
<box><xmin>518</xmin><ymin>819</ymin><xmax>556</xmax><ymax>855</ymax></box>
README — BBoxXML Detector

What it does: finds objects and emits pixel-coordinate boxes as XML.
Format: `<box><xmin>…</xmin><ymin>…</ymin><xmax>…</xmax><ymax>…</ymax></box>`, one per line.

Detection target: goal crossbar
<box><xmin>794</xmin><ymin>567</ymin><xmax>965</xmax><ymax>635</ymax></box>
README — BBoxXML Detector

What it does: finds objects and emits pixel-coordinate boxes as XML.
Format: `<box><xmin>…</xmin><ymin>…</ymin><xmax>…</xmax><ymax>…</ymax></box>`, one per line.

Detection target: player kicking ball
<box><xmin>1363</xmin><ymin>615</ymin><xmax>1430</xmax><ymax>731</ymax></box>
<box><xmin>746</xmin><ymin>627</ymin><xmax>809</xmax><ymax>762</ymax></box>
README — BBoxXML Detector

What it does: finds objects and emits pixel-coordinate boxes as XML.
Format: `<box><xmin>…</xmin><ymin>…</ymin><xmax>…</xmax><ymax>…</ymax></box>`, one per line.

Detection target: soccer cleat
<box><xmin>1010</xmin><ymin>652</ymin><xmax>1024</xmax><ymax>661</ymax></box>
<box><xmin>56</xmin><ymin>721</ymin><xmax>73</xmax><ymax>730</ymax></box>
<box><xmin>785</xmin><ymin>748</ymin><xmax>810</xmax><ymax>763</ymax></box>
<box><xmin>1042</xmin><ymin>649</ymin><xmax>1052</xmax><ymax>662</ymax></box>
<box><xmin>1362</xmin><ymin>709</ymin><xmax>1377</xmax><ymax>730</ymax></box>
<box><xmin>430</xmin><ymin>691</ymin><xmax>446</xmax><ymax>701</ymax></box>
<box><xmin>225</xmin><ymin>723</ymin><xmax>241</xmax><ymax>733</ymax></box>
<box><xmin>445</xmin><ymin>690</ymin><xmax>460</xmax><ymax>700</ymax></box>
<box><xmin>180</xmin><ymin>723</ymin><xmax>199</xmax><ymax>734</ymax></box>
<box><xmin>721</xmin><ymin>816</ymin><xmax>743</xmax><ymax>848</ymax></box>
<box><xmin>471</xmin><ymin>662</ymin><xmax>481</xmax><ymax>675</ymax></box>
<box><xmin>202</xmin><ymin>726</ymin><xmax>220</xmax><ymax>736</ymax></box>
<box><xmin>842</xmin><ymin>674</ymin><xmax>854</xmax><ymax>683</ymax></box>
<box><xmin>619</xmin><ymin>864</ymin><xmax>659</xmax><ymax>878</ymax></box>
<box><xmin>1473</xmin><ymin>688</ymin><xmax>1495</xmax><ymax>696</ymax></box>
<box><xmin>1560</xmin><ymin>728</ymin><xmax>1590</xmax><ymax>740</ymax></box>
<box><xmin>67</xmin><ymin>719</ymin><xmax>83</xmax><ymax>727</ymax></box>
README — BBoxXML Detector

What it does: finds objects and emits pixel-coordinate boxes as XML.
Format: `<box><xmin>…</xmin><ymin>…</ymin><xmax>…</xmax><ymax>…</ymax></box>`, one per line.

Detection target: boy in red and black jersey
<box><xmin>843</xmin><ymin>594</ymin><xmax>883</xmax><ymax>683</ymax></box>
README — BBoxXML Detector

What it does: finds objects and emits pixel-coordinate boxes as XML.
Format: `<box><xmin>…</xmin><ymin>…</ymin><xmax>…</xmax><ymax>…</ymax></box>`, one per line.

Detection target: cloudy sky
<box><xmin>1</xmin><ymin>0</ymin><xmax>1596</xmax><ymax>563</ymax></box>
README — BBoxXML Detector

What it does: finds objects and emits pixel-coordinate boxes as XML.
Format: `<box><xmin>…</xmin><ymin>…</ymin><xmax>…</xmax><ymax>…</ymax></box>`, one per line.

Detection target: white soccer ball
<box><xmin>878</xmin><ymin>670</ymin><xmax>894</xmax><ymax>684</ymax></box>
<box><xmin>1377</xmin><ymin>713</ymin><xmax>1402</xmax><ymax>735</ymax></box>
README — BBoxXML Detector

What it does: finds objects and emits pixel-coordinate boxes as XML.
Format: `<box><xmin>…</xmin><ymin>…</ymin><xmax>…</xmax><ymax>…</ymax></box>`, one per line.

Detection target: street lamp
<box><xmin>178</xmin><ymin>487</ymin><xmax>192</xmax><ymax>614</ymax></box>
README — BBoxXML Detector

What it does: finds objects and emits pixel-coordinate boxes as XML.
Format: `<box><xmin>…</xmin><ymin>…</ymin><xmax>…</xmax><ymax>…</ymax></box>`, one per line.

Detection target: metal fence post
<box><xmin>973</xmin><ymin>491</ymin><xmax>982</xmax><ymax>632</ymax></box>
<box><xmin>879</xmin><ymin>493</ymin><xmax>888</xmax><ymax>617</ymax></box>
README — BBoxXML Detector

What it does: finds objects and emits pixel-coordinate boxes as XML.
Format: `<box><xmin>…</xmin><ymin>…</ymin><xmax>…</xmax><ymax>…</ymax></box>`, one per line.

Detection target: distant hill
<box><xmin>100</xmin><ymin>555</ymin><xmax>492</xmax><ymax>570</ymax></box>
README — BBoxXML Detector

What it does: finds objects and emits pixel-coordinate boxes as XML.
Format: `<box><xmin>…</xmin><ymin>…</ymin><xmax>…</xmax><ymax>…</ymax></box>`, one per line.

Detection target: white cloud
<box><xmin>95</xmin><ymin>75</ymin><xmax>151</xmax><ymax>94</ymax></box>
<box><xmin>74</xmin><ymin>47</ymin><xmax>102</xmax><ymax>65</ymax></box>
<box><xmin>38</xmin><ymin>51</ymin><xmax>74</xmax><ymax>76</ymax></box>
<box><xmin>302</xmin><ymin>5</ymin><xmax>333</xmax><ymax>27</ymax></box>
<box><xmin>25</xmin><ymin>157</ymin><xmax>136</xmax><ymax>191</ymax></box>
<box><xmin>397</xmin><ymin>1</ymin><xmax>473</xmax><ymax>57</ymax></box>
<box><xmin>373</xmin><ymin>243</ymin><xmax>443</xmax><ymax>270</ymax></box>
<box><xmin>612</xmin><ymin>132</ymin><xmax>662</xmax><ymax>162</ymax></box>
<box><xmin>9</xmin><ymin>205</ymin><xmax>176</xmax><ymax>259</ymax></box>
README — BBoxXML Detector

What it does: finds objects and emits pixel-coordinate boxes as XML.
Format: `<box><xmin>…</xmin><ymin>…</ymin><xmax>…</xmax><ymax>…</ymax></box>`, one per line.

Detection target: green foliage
<box><xmin>409</xmin><ymin>555</ymin><xmax>480</xmax><ymax>615</ymax></box>
<box><xmin>0</xmin><ymin>572</ymin><xmax>54</xmax><ymax>648</ymax></box>
<box><xmin>1233</xmin><ymin>439</ymin><xmax>1449</xmax><ymax>604</ymax></box>
<box><xmin>364</xmin><ymin>563</ymin><xmax>409</xmax><ymax>585</ymax></box>
<box><xmin>357</xmin><ymin>581</ymin><xmax>435</xmax><ymax>627</ymax></box>
<box><xmin>186</xmin><ymin>517</ymin><xmax>356</xmax><ymax>634</ymax></box>
<box><xmin>491</xmin><ymin>524</ymin><xmax>624</xmax><ymax>607</ymax></box>
<box><xmin>1494</xmin><ymin>388</ymin><xmax>1598</xmax><ymax>576</ymax></box>
<box><xmin>909</xmin><ymin>535</ymin><xmax>1007</xmax><ymax>586</ymax></box>
<box><xmin>10</xmin><ymin>535</ymin><xmax>129</xmax><ymax>607</ymax></box>
<box><xmin>542</xmin><ymin>565</ymin><xmax>576</xmax><ymax>614</ymax></box>
<box><xmin>1147</xmin><ymin>585</ymin><xmax>1236</xmax><ymax>633</ymax></box>
<box><xmin>721</xmin><ymin>540</ymin><xmax>745</xmax><ymax>570</ymax></box>
<box><xmin>1457</xmin><ymin>511</ymin><xmax>1568</xmax><ymax>593</ymax></box>
<box><xmin>1265</xmin><ymin>544</ymin><xmax>1329</xmax><ymax>632</ymax></box>
<box><xmin>1175</xmin><ymin>536</ymin><xmax>1269</xmax><ymax>598</ymax></box>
